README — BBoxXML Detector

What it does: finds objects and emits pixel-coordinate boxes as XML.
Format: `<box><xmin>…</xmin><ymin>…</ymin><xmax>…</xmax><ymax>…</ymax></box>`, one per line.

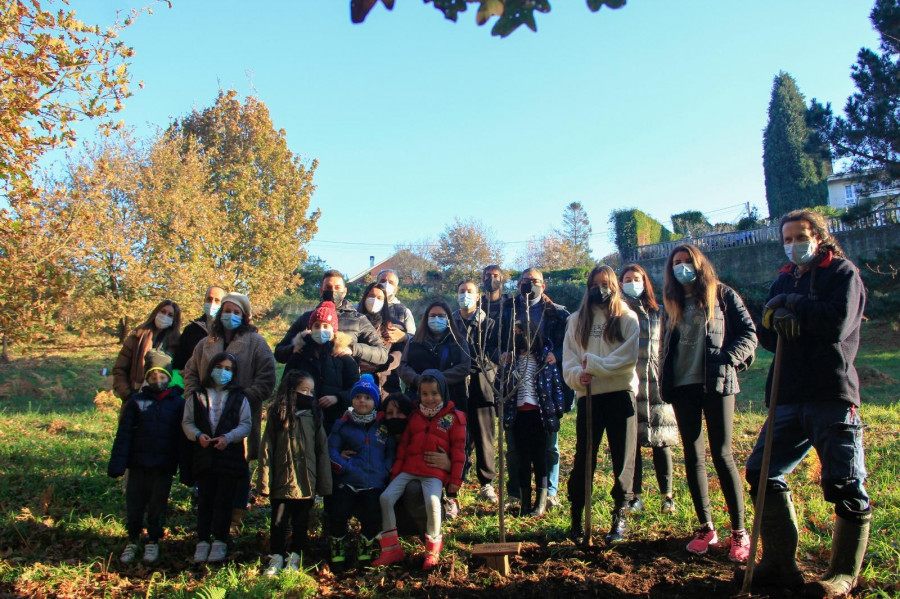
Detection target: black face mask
<box><xmin>384</xmin><ymin>417</ymin><xmax>408</xmax><ymax>437</ymax></box>
<box><xmin>321</xmin><ymin>289</ymin><xmax>346</xmax><ymax>305</ymax></box>
<box><xmin>147</xmin><ymin>381</ymin><xmax>169</xmax><ymax>393</ymax></box>
<box><xmin>514</xmin><ymin>334</ymin><xmax>529</xmax><ymax>351</ymax></box>
<box><xmin>482</xmin><ymin>278</ymin><xmax>501</xmax><ymax>293</ymax></box>
<box><xmin>294</xmin><ymin>392</ymin><xmax>315</xmax><ymax>411</ymax></box>
<box><xmin>520</xmin><ymin>282</ymin><xmax>533</xmax><ymax>298</ymax></box>
<box><xmin>589</xmin><ymin>286</ymin><xmax>612</xmax><ymax>305</ymax></box>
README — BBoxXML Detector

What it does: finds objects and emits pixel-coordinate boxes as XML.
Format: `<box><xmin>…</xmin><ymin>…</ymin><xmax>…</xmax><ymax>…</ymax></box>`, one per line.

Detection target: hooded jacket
<box><xmin>329</xmin><ymin>411</ymin><xmax>395</xmax><ymax>491</ymax></box>
<box><xmin>759</xmin><ymin>254</ymin><xmax>864</xmax><ymax>406</ymax></box>
<box><xmin>274</xmin><ymin>299</ymin><xmax>389</xmax><ymax>367</ymax></box>
<box><xmin>660</xmin><ymin>284</ymin><xmax>757</xmax><ymax>399</ymax></box>
<box><xmin>391</xmin><ymin>370</ymin><xmax>467</xmax><ymax>488</ymax></box>
<box><xmin>256</xmin><ymin>409</ymin><xmax>332</xmax><ymax>500</ymax></box>
<box><xmin>284</xmin><ymin>331</ymin><xmax>361</xmax><ymax>432</ymax></box>
<box><xmin>108</xmin><ymin>387</ymin><xmax>188</xmax><ymax>477</ymax></box>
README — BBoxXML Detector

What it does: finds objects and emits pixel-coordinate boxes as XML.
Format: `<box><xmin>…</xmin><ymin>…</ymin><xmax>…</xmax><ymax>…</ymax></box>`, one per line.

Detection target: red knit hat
<box><xmin>310</xmin><ymin>301</ymin><xmax>339</xmax><ymax>330</ymax></box>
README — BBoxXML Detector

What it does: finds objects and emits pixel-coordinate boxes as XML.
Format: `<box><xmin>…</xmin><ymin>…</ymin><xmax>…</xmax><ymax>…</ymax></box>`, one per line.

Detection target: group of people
<box><xmin>107</xmin><ymin>209</ymin><xmax>870</xmax><ymax>598</ymax></box>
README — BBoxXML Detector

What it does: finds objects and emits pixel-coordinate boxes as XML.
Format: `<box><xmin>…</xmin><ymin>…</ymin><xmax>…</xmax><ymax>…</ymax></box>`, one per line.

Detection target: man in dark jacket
<box><xmin>480</xmin><ymin>264</ymin><xmax>512</xmax><ymax>323</ymax></box>
<box><xmin>498</xmin><ymin>268</ymin><xmax>571</xmax><ymax>508</ymax></box>
<box><xmin>275</xmin><ymin>270</ymin><xmax>389</xmax><ymax>368</ymax></box>
<box><xmin>743</xmin><ymin>210</ymin><xmax>870</xmax><ymax>599</ymax></box>
<box><xmin>173</xmin><ymin>286</ymin><xmax>226</xmax><ymax>372</ymax></box>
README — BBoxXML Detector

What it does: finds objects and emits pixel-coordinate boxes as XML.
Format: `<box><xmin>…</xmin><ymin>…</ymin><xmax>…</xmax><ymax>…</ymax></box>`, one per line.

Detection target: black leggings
<box><xmin>567</xmin><ymin>390</ymin><xmax>636</xmax><ymax>512</ymax></box>
<box><xmin>270</xmin><ymin>498</ymin><xmax>313</xmax><ymax>555</ymax></box>
<box><xmin>196</xmin><ymin>473</ymin><xmax>241</xmax><ymax>542</ymax></box>
<box><xmin>670</xmin><ymin>385</ymin><xmax>745</xmax><ymax>530</ymax></box>
<box><xmin>513</xmin><ymin>409</ymin><xmax>549</xmax><ymax>494</ymax></box>
<box><xmin>632</xmin><ymin>445</ymin><xmax>673</xmax><ymax>497</ymax></box>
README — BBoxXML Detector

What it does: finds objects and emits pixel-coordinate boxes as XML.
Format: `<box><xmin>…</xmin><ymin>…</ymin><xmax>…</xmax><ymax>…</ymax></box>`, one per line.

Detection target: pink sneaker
<box><xmin>728</xmin><ymin>529</ymin><xmax>750</xmax><ymax>563</ymax></box>
<box><xmin>686</xmin><ymin>524</ymin><xmax>718</xmax><ymax>555</ymax></box>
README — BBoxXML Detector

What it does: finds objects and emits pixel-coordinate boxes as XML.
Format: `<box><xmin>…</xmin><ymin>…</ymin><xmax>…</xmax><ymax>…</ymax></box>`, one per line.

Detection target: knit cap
<box><xmin>220</xmin><ymin>292</ymin><xmax>252</xmax><ymax>320</ymax></box>
<box><xmin>310</xmin><ymin>301</ymin><xmax>339</xmax><ymax>331</ymax></box>
<box><xmin>143</xmin><ymin>349</ymin><xmax>173</xmax><ymax>381</ymax></box>
<box><xmin>350</xmin><ymin>374</ymin><xmax>381</xmax><ymax>407</ymax></box>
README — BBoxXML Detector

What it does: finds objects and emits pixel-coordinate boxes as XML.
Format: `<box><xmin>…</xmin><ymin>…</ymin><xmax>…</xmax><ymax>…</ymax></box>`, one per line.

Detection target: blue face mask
<box><xmin>457</xmin><ymin>293</ymin><xmax>477</xmax><ymax>310</ymax></box>
<box><xmin>622</xmin><ymin>281</ymin><xmax>644</xmax><ymax>299</ymax></box>
<box><xmin>428</xmin><ymin>316</ymin><xmax>448</xmax><ymax>334</ymax></box>
<box><xmin>203</xmin><ymin>302</ymin><xmax>220</xmax><ymax>318</ymax></box>
<box><xmin>783</xmin><ymin>241</ymin><xmax>817</xmax><ymax>266</ymax></box>
<box><xmin>211</xmin><ymin>367</ymin><xmax>232</xmax><ymax>386</ymax></box>
<box><xmin>221</xmin><ymin>313</ymin><xmax>242</xmax><ymax>330</ymax></box>
<box><xmin>673</xmin><ymin>263</ymin><xmax>696</xmax><ymax>285</ymax></box>
<box><xmin>311</xmin><ymin>328</ymin><xmax>333</xmax><ymax>345</ymax></box>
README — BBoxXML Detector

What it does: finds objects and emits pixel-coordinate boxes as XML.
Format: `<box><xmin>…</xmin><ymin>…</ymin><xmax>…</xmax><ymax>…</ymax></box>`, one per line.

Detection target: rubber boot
<box><xmin>371</xmin><ymin>529</ymin><xmax>405</xmax><ymax>567</ymax></box>
<box><xmin>530</xmin><ymin>488</ymin><xmax>549</xmax><ymax>517</ymax></box>
<box><xmin>520</xmin><ymin>488</ymin><xmax>532</xmax><ymax>517</ymax></box>
<box><xmin>423</xmin><ymin>534</ymin><xmax>443</xmax><ymax>570</ymax></box>
<box><xmin>804</xmin><ymin>513</ymin><xmax>871</xmax><ymax>598</ymax></box>
<box><xmin>570</xmin><ymin>504</ymin><xmax>585</xmax><ymax>545</ymax></box>
<box><xmin>736</xmin><ymin>490</ymin><xmax>805</xmax><ymax>590</ymax></box>
<box><xmin>330</xmin><ymin>536</ymin><xmax>346</xmax><ymax>564</ymax></box>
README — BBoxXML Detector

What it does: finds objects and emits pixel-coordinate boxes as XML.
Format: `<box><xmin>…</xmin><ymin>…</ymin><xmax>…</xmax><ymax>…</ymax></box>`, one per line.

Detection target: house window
<box><xmin>844</xmin><ymin>185</ymin><xmax>855</xmax><ymax>199</ymax></box>
<box><xmin>846</xmin><ymin>197</ymin><xmax>857</xmax><ymax>206</ymax></box>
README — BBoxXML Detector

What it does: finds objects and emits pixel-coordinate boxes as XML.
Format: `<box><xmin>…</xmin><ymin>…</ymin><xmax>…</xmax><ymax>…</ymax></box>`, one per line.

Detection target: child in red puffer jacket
<box><xmin>372</xmin><ymin>369</ymin><xmax>466</xmax><ymax>570</ymax></box>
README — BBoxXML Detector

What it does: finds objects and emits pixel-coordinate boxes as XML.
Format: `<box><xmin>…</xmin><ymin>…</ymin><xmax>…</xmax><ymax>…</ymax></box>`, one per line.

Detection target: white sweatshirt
<box><xmin>562</xmin><ymin>301</ymin><xmax>640</xmax><ymax>398</ymax></box>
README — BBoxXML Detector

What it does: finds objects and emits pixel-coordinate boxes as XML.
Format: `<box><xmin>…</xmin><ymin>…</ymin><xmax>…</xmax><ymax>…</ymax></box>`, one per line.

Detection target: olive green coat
<box><xmin>255</xmin><ymin>410</ymin><xmax>332</xmax><ymax>500</ymax></box>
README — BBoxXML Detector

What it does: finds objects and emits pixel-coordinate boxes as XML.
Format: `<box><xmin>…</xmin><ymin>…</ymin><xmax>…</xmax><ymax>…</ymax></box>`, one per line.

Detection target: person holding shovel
<box><xmin>563</xmin><ymin>265</ymin><xmax>640</xmax><ymax>544</ymax></box>
<box><xmin>743</xmin><ymin>209</ymin><xmax>870</xmax><ymax>598</ymax></box>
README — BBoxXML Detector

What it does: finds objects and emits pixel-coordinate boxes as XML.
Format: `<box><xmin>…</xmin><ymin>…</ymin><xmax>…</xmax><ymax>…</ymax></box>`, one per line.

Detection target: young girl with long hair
<box><xmin>563</xmin><ymin>264</ymin><xmax>640</xmax><ymax>544</ymax></box>
<box><xmin>256</xmin><ymin>369</ymin><xmax>331</xmax><ymax>576</ymax></box>
<box><xmin>661</xmin><ymin>244</ymin><xmax>757</xmax><ymax>562</ymax></box>
<box><xmin>619</xmin><ymin>264</ymin><xmax>679</xmax><ymax>515</ymax></box>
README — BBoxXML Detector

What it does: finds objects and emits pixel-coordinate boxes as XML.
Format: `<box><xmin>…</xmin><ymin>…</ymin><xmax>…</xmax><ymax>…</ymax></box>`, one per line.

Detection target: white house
<box><xmin>827</xmin><ymin>171</ymin><xmax>899</xmax><ymax>210</ymax></box>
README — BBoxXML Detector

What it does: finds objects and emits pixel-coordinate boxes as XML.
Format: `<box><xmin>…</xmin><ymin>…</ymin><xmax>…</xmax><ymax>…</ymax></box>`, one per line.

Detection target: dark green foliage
<box><xmin>810</xmin><ymin>0</ymin><xmax>900</xmax><ymax>183</ymax></box>
<box><xmin>609</xmin><ymin>209</ymin><xmax>677</xmax><ymax>255</ymax></box>
<box><xmin>671</xmin><ymin>210</ymin><xmax>711</xmax><ymax>236</ymax></box>
<box><xmin>859</xmin><ymin>245</ymin><xmax>900</xmax><ymax>322</ymax></box>
<box><xmin>763</xmin><ymin>72</ymin><xmax>832</xmax><ymax>219</ymax></box>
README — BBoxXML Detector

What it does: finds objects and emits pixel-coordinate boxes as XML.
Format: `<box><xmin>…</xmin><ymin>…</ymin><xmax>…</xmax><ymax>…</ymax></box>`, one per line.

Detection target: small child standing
<box><xmin>182</xmin><ymin>352</ymin><xmax>252</xmax><ymax>564</ymax></box>
<box><xmin>502</xmin><ymin>322</ymin><xmax>564</xmax><ymax>517</ymax></box>
<box><xmin>256</xmin><ymin>370</ymin><xmax>332</xmax><ymax>576</ymax></box>
<box><xmin>373</xmin><ymin>369</ymin><xmax>466</xmax><ymax>570</ymax></box>
<box><xmin>328</xmin><ymin>375</ymin><xmax>395</xmax><ymax>566</ymax></box>
<box><xmin>108</xmin><ymin>352</ymin><xmax>186</xmax><ymax>564</ymax></box>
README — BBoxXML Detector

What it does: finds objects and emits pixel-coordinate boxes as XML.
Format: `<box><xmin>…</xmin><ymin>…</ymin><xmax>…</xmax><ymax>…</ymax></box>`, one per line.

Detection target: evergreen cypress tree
<box><xmin>763</xmin><ymin>72</ymin><xmax>832</xmax><ymax>219</ymax></box>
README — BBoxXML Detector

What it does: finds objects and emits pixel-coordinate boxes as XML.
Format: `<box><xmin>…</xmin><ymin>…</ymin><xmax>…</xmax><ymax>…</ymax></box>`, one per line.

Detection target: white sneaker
<box><xmin>142</xmin><ymin>543</ymin><xmax>159</xmax><ymax>563</ymax></box>
<box><xmin>120</xmin><ymin>542</ymin><xmax>139</xmax><ymax>564</ymax></box>
<box><xmin>286</xmin><ymin>551</ymin><xmax>302</xmax><ymax>572</ymax></box>
<box><xmin>207</xmin><ymin>540</ymin><xmax>228</xmax><ymax>562</ymax></box>
<box><xmin>263</xmin><ymin>554</ymin><xmax>284</xmax><ymax>576</ymax></box>
<box><xmin>193</xmin><ymin>541</ymin><xmax>211</xmax><ymax>563</ymax></box>
<box><xmin>477</xmin><ymin>485</ymin><xmax>499</xmax><ymax>504</ymax></box>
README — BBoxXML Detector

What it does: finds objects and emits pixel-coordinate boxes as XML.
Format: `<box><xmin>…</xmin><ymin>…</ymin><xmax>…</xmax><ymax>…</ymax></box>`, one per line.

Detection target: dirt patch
<box><xmin>857</xmin><ymin>365</ymin><xmax>898</xmax><ymax>387</ymax></box>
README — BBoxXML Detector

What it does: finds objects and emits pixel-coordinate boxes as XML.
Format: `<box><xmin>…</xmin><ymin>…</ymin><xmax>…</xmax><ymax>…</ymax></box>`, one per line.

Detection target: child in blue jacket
<box><xmin>327</xmin><ymin>374</ymin><xmax>395</xmax><ymax>565</ymax></box>
<box><xmin>108</xmin><ymin>352</ymin><xmax>187</xmax><ymax>564</ymax></box>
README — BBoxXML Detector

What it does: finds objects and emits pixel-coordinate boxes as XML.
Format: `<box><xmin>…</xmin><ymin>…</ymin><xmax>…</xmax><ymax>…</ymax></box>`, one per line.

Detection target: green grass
<box><xmin>0</xmin><ymin>324</ymin><xmax>898</xmax><ymax>597</ymax></box>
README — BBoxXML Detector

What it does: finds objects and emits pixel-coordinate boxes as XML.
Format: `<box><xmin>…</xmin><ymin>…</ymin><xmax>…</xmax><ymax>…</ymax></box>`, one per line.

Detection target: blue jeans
<box><xmin>745</xmin><ymin>400</ymin><xmax>869</xmax><ymax>518</ymax></box>
<box><xmin>507</xmin><ymin>430</ymin><xmax>559</xmax><ymax>497</ymax></box>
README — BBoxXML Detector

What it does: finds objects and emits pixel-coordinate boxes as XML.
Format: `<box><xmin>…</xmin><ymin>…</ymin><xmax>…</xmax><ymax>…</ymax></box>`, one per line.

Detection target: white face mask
<box><xmin>382</xmin><ymin>282</ymin><xmax>396</xmax><ymax>300</ymax></box>
<box><xmin>783</xmin><ymin>241</ymin><xmax>817</xmax><ymax>265</ymax></box>
<box><xmin>155</xmin><ymin>313</ymin><xmax>173</xmax><ymax>330</ymax></box>
<box><xmin>365</xmin><ymin>296</ymin><xmax>384</xmax><ymax>313</ymax></box>
<box><xmin>457</xmin><ymin>293</ymin><xmax>477</xmax><ymax>310</ymax></box>
<box><xmin>622</xmin><ymin>281</ymin><xmax>644</xmax><ymax>299</ymax></box>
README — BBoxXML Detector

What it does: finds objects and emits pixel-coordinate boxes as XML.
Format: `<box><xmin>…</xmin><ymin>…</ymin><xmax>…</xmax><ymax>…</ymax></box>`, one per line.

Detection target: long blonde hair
<box><xmin>573</xmin><ymin>265</ymin><xmax>627</xmax><ymax>348</ymax></box>
<box><xmin>662</xmin><ymin>244</ymin><xmax>718</xmax><ymax>328</ymax></box>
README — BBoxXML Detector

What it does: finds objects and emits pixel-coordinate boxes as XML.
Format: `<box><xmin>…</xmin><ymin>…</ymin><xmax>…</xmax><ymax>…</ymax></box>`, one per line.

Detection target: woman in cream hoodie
<box><xmin>563</xmin><ymin>265</ymin><xmax>640</xmax><ymax>545</ymax></box>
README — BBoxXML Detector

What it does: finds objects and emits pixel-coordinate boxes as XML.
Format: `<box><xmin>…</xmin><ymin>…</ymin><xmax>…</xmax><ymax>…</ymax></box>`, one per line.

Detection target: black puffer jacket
<box><xmin>759</xmin><ymin>254</ymin><xmax>865</xmax><ymax>407</ymax></box>
<box><xmin>661</xmin><ymin>284</ymin><xmax>757</xmax><ymax>398</ymax></box>
<box><xmin>274</xmin><ymin>300</ymin><xmax>388</xmax><ymax>366</ymax></box>
<box><xmin>400</xmin><ymin>331</ymin><xmax>471</xmax><ymax>411</ymax></box>
<box><xmin>283</xmin><ymin>331</ymin><xmax>360</xmax><ymax>432</ymax></box>
<box><xmin>108</xmin><ymin>388</ymin><xmax>187</xmax><ymax>477</ymax></box>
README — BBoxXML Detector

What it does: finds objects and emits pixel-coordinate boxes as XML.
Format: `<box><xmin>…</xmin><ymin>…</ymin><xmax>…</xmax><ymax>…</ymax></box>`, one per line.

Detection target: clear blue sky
<box><xmin>56</xmin><ymin>1</ymin><xmax>880</xmax><ymax>276</ymax></box>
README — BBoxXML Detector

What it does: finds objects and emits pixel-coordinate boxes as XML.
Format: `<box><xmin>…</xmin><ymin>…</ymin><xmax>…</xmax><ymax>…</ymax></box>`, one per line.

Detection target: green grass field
<box><xmin>0</xmin><ymin>322</ymin><xmax>897</xmax><ymax>598</ymax></box>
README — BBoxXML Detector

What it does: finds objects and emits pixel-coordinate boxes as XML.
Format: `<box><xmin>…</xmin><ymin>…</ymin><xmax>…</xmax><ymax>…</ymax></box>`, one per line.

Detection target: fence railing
<box><xmin>625</xmin><ymin>206</ymin><xmax>900</xmax><ymax>262</ymax></box>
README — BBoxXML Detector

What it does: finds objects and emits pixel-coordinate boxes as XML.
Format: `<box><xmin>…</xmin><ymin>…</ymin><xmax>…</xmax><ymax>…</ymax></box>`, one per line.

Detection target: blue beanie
<box><xmin>350</xmin><ymin>374</ymin><xmax>381</xmax><ymax>407</ymax></box>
